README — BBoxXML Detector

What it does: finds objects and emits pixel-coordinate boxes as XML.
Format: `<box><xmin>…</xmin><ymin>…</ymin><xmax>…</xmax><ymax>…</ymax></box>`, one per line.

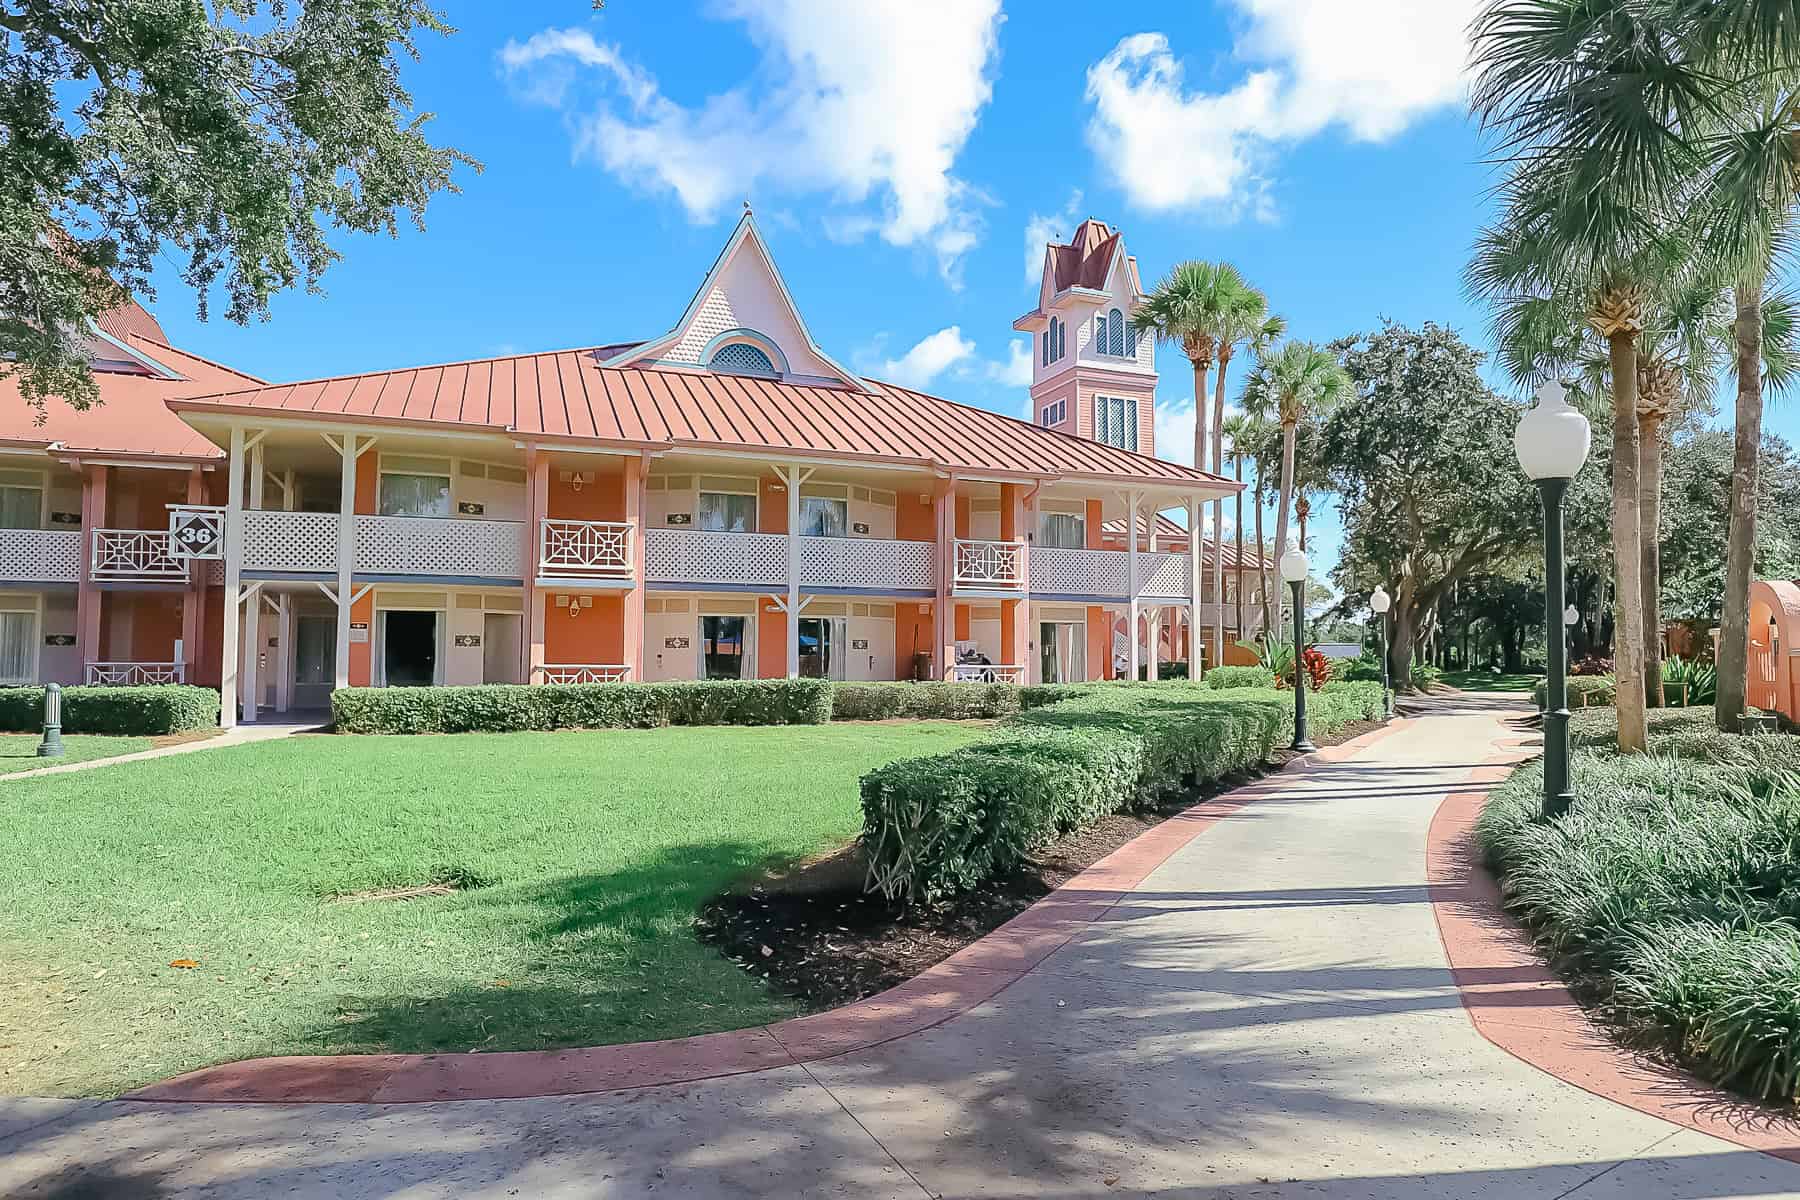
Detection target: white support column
<box><xmin>1146</xmin><ymin>503</ymin><xmax>1160</xmax><ymax>681</ymax></box>
<box><xmin>1125</xmin><ymin>491</ymin><xmax>1141</xmax><ymax>682</ymax></box>
<box><xmin>275</xmin><ymin>593</ymin><xmax>293</xmax><ymax>713</ymax></box>
<box><xmin>779</xmin><ymin>464</ymin><xmax>813</xmax><ymax>679</ymax></box>
<box><xmin>220</xmin><ymin>426</ymin><xmax>245</xmax><ymax>729</ymax></box>
<box><xmin>1188</xmin><ymin>494</ymin><xmax>1203</xmax><ymax>676</ymax></box>
<box><xmin>248</xmin><ymin>441</ymin><xmax>265</xmax><ymax>511</ymax></box>
<box><xmin>334</xmin><ymin>433</ymin><xmax>360</xmax><ymax>689</ymax></box>
<box><xmin>240</xmin><ymin>582</ymin><xmax>262</xmax><ymax>723</ymax></box>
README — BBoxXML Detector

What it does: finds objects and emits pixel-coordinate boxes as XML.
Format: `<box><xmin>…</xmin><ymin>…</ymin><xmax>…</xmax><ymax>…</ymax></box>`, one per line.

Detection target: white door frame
<box><xmin>373</xmin><ymin>598</ymin><xmax>448</xmax><ymax>687</ymax></box>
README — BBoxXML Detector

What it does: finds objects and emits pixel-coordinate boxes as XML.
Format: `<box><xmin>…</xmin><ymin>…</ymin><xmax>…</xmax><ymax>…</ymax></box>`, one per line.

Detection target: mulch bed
<box><xmin>695</xmin><ymin>717</ymin><xmax>1387</xmax><ymax>1013</ymax></box>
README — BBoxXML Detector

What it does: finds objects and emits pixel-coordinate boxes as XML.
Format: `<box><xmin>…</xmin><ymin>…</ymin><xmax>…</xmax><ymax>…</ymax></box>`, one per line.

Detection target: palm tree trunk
<box><xmin>1234</xmin><ymin>455</ymin><xmax>1246</xmax><ymax>638</ymax></box>
<box><xmin>1606</xmin><ymin>329</ymin><xmax>1649</xmax><ymax>754</ymax></box>
<box><xmin>1272</xmin><ymin>419</ymin><xmax>1298</xmax><ymax>635</ymax></box>
<box><xmin>1717</xmin><ymin>280</ymin><xmax>1766</xmax><ymax>730</ymax></box>
<box><xmin>1191</xmin><ymin>357</ymin><xmax>1210</xmax><ymax>485</ymax></box>
<box><xmin>1255</xmin><ymin>476</ymin><xmax>1272</xmax><ymax>635</ymax></box>
<box><xmin>1211</xmin><ymin>350</ymin><xmax>1228</xmax><ymax>669</ymax></box>
<box><xmin>1640</xmin><ymin>413</ymin><xmax>1665</xmax><ymax>708</ymax></box>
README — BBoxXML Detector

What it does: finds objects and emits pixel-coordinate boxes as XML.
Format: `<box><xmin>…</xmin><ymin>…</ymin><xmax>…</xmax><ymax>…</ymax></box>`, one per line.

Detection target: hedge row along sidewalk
<box><xmin>1478</xmin><ymin>707</ymin><xmax>1800</xmax><ymax>1105</ymax></box>
<box><xmin>0</xmin><ymin>684</ymin><xmax>218</xmax><ymax>735</ymax></box>
<box><xmin>861</xmin><ymin>679</ymin><xmax>1386</xmax><ymax>903</ymax></box>
<box><xmin>331</xmin><ymin>678</ymin><xmax>834</xmax><ymax>733</ymax></box>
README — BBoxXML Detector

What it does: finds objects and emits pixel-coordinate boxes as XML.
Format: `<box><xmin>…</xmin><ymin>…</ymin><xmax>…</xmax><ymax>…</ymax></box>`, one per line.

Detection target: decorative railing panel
<box><xmin>0</xmin><ymin>529</ymin><xmax>80</xmax><ymax>582</ymax></box>
<box><xmin>644</xmin><ymin>528</ymin><xmax>787</xmax><ymax>588</ymax></box>
<box><xmin>243</xmin><ymin>510</ymin><xmax>339</xmax><ymax>572</ymax></box>
<box><xmin>540</xmin><ymin>520</ymin><xmax>633</xmax><ymax>578</ymax></box>
<box><xmin>86</xmin><ymin>661</ymin><xmax>184</xmax><ymax>685</ymax></box>
<box><xmin>541</xmin><ymin>663</ymin><xmax>632</xmax><ymax>684</ymax></box>
<box><xmin>952</xmin><ymin>539</ymin><xmax>1025</xmax><ymax>590</ymax></box>
<box><xmin>92</xmin><ymin>529</ymin><xmax>185</xmax><ymax>580</ymax></box>
<box><xmin>951</xmin><ymin>663</ymin><xmax>1025</xmax><ymax>683</ymax></box>
<box><xmin>356</xmin><ymin>515</ymin><xmax>525</xmax><ymax>579</ymax></box>
<box><xmin>799</xmin><ymin>536</ymin><xmax>934</xmax><ymax>591</ymax></box>
<box><xmin>1028</xmin><ymin>547</ymin><xmax>1128</xmax><ymax>597</ymax></box>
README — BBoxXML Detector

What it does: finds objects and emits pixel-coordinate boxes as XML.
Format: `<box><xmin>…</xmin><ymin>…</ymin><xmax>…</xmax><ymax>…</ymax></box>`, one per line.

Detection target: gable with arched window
<box><xmin>702</xmin><ymin>329</ymin><xmax>787</xmax><ymax>378</ymax></box>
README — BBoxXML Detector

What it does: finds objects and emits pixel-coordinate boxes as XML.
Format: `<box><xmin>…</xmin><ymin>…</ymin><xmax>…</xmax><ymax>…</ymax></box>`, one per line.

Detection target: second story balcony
<box><xmin>0</xmin><ymin>528</ymin><xmax>82</xmax><ymax>584</ymax></box>
<box><xmin>92</xmin><ymin>528</ymin><xmax>186</xmax><ymax>582</ymax></box>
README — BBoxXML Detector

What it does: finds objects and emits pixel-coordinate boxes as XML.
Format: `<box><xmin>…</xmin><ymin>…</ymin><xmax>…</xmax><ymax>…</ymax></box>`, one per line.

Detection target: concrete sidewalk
<box><xmin>0</xmin><ymin>716</ymin><xmax>322</xmax><ymax>781</ymax></box>
<box><xmin>5</xmin><ymin>705</ymin><xmax>1800</xmax><ymax>1197</ymax></box>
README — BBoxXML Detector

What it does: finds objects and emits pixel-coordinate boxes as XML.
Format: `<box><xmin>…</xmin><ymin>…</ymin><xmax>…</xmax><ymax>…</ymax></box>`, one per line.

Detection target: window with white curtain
<box><xmin>1094</xmin><ymin>395</ymin><xmax>1139</xmax><ymax>451</ymax></box>
<box><xmin>697</xmin><ymin>491</ymin><xmax>757</xmax><ymax>532</ymax></box>
<box><xmin>0</xmin><ymin>485</ymin><xmax>42</xmax><ymax>529</ymax></box>
<box><xmin>799</xmin><ymin>495</ymin><xmax>847</xmax><ymax>537</ymax></box>
<box><xmin>0</xmin><ymin>610</ymin><xmax>34</xmax><ymax>683</ymax></box>
<box><xmin>1038</xmin><ymin>511</ymin><xmax>1085</xmax><ymax>548</ymax></box>
<box><xmin>378</xmin><ymin>455</ymin><xmax>453</xmax><ymax>517</ymax></box>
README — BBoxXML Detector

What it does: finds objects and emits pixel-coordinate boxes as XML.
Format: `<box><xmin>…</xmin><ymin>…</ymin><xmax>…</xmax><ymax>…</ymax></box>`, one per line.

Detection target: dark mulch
<box><xmin>694</xmin><ymin>717</ymin><xmax>1387</xmax><ymax>1013</ymax></box>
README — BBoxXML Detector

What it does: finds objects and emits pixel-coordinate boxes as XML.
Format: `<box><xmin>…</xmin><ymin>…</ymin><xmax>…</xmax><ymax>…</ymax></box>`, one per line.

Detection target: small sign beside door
<box><xmin>349</xmin><ymin>621</ymin><xmax>370</xmax><ymax>644</ymax></box>
<box><xmin>667</xmin><ymin>512</ymin><xmax>693</xmax><ymax>525</ymax></box>
<box><xmin>853</xmin><ymin>522</ymin><xmax>870</xmax><ymax>535</ymax></box>
<box><xmin>852</xmin><ymin>638</ymin><xmax>870</xmax><ymax>650</ymax></box>
<box><xmin>48</xmin><ymin>511</ymin><xmax>79</xmax><ymax>526</ymax></box>
<box><xmin>457</xmin><ymin>501</ymin><xmax>485</xmax><ymax>515</ymax></box>
<box><xmin>455</xmin><ymin>634</ymin><xmax>481</xmax><ymax>647</ymax></box>
<box><xmin>665</xmin><ymin>636</ymin><xmax>691</xmax><ymax>649</ymax></box>
<box><xmin>43</xmin><ymin>634</ymin><xmax>74</xmax><ymax>646</ymax></box>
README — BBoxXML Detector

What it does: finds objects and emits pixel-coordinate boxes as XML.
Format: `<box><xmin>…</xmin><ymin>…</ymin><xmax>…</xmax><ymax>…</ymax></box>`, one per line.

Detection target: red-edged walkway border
<box><xmin>128</xmin><ymin>720</ymin><xmax>1414</xmax><ymax>1105</ymax></box>
<box><xmin>1428</xmin><ymin>744</ymin><xmax>1800</xmax><ymax>1164</ymax></box>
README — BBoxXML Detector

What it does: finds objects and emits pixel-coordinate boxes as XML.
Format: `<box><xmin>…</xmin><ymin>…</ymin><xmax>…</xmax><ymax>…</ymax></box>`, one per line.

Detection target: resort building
<box><xmin>0</xmin><ymin>214</ymin><xmax>1270</xmax><ymax>725</ymax></box>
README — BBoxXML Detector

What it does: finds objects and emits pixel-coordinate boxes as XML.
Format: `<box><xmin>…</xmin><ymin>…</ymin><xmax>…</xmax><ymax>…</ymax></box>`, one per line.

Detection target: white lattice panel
<box><xmin>540</xmin><ymin>520</ymin><xmax>632</xmax><ymax>577</ymax></box>
<box><xmin>644</xmin><ymin>528</ymin><xmax>787</xmax><ymax>587</ymax></box>
<box><xmin>1137</xmin><ymin>552</ymin><xmax>1191</xmax><ymax>600</ymax></box>
<box><xmin>1029</xmin><ymin>548</ymin><xmax>1128</xmax><ymax>597</ymax></box>
<box><xmin>799</xmin><ymin>536</ymin><xmax>934</xmax><ymax>591</ymax></box>
<box><xmin>356</xmin><ymin>515</ymin><xmax>525</xmax><ymax>578</ymax></box>
<box><xmin>0</xmin><ymin>529</ymin><xmax>80</xmax><ymax>582</ymax></box>
<box><xmin>92</xmin><ymin>530</ymin><xmax>185</xmax><ymax>579</ymax></box>
<box><xmin>244</xmin><ymin>510</ymin><xmax>339</xmax><ymax>572</ymax></box>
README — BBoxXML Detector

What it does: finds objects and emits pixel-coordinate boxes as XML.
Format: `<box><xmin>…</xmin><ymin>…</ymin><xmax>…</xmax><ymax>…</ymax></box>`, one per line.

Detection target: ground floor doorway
<box><xmin>381</xmin><ymin>609</ymin><xmax>440</xmax><ymax>687</ymax></box>
<box><xmin>702</xmin><ymin>614</ymin><xmax>750</xmax><ymax>679</ymax></box>
<box><xmin>483</xmin><ymin>612</ymin><xmax>522</xmax><ymax>684</ymax></box>
<box><xmin>799</xmin><ymin>616</ymin><xmax>846</xmax><ymax>680</ymax></box>
<box><xmin>292</xmin><ymin>611</ymin><xmax>336</xmax><ymax>707</ymax></box>
<box><xmin>1039</xmin><ymin>621</ymin><xmax>1086</xmax><ymax>684</ymax></box>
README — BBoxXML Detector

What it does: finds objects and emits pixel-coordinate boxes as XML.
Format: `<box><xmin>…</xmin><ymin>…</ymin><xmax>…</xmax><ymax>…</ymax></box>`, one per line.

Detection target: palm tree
<box><xmin>1243</xmin><ymin>342</ymin><xmax>1351</xmax><ymax>598</ymax></box>
<box><xmin>1209</xmin><ymin>298</ymin><xmax>1284</xmax><ymax>667</ymax></box>
<box><xmin>1221</xmin><ymin>411</ymin><xmax>1257</xmax><ymax>639</ymax></box>
<box><xmin>1136</xmin><ymin>262</ymin><xmax>1241</xmax><ymax>478</ymax></box>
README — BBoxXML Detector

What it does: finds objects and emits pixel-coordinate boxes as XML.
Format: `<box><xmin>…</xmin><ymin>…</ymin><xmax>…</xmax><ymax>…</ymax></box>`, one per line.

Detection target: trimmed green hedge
<box><xmin>861</xmin><ymin>680</ymin><xmax>1384</xmax><ymax>903</ymax></box>
<box><xmin>1531</xmin><ymin>675</ymin><xmax>1616</xmax><ymax>709</ymax></box>
<box><xmin>1205</xmin><ymin>665</ymin><xmax>1276</xmax><ymax>690</ymax></box>
<box><xmin>831</xmin><ymin>682</ymin><xmax>1022</xmax><ymax>722</ymax></box>
<box><xmin>1478</xmin><ymin>708</ymin><xmax>1800</xmax><ymax>1103</ymax></box>
<box><xmin>0</xmin><ymin>685</ymin><xmax>218</xmax><ymax>735</ymax></box>
<box><xmin>331</xmin><ymin>679</ymin><xmax>834</xmax><ymax>734</ymax></box>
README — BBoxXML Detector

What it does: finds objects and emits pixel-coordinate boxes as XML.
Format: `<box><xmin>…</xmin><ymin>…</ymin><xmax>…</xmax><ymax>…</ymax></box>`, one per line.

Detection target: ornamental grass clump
<box><xmin>1477</xmin><ymin>707</ymin><xmax>1800</xmax><ymax>1103</ymax></box>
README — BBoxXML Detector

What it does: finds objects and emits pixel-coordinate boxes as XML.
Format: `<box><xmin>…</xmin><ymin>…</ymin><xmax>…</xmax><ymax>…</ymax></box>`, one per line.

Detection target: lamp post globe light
<box><xmin>1371</xmin><ymin>585</ymin><xmax>1393</xmax><ymax>718</ymax></box>
<box><xmin>1515</xmin><ymin>380</ymin><xmax>1591</xmax><ymax>818</ymax></box>
<box><xmin>1280</xmin><ymin>547</ymin><xmax>1315</xmax><ymax>753</ymax></box>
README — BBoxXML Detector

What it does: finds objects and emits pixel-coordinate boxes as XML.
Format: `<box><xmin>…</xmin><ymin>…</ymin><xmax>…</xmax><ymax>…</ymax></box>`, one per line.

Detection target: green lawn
<box><xmin>0</xmin><ymin>722</ymin><xmax>988</xmax><ymax>1097</ymax></box>
<box><xmin>1441</xmin><ymin>669</ymin><xmax>1541</xmax><ymax>694</ymax></box>
<box><xmin>0</xmin><ymin>733</ymin><xmax>155</xmax><ymax>774</ymax></box>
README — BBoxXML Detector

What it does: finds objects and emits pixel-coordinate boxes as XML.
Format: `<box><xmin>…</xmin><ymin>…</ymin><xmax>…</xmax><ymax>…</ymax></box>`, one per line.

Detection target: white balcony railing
<box><xmin>0</xmin><ymin>529</ymin><xmax>81</xmax><ymax>583</ymax></box>
<box><xmin>539</xmin><ymin>519</ymin><xmax>633</xmax><ymax>579</ymax></box>
<box><xmin>644</xmin><ymin>528</ymin><xmax>787</xmax><ymax>588</ymax></box>
<box><xmin>242</xmin><ymin>509</ymin><xmax>339</xmax><ymax>572</ymax></box>
<box><xmin>952</xmin><ymin>663</ymin><xmax>1025</xmax><ymax>683</ymax></box>
<box><xmin>953</xmin><ymin>539</ymin><xmax>1025</xmax><ymax>591</ymax></box>
<box><xmin>798</xmin><ymin>535</ymin><xmax>934</xmax><ymax>591</ymax></box>
<box><xmin>1028</xmin><ymin>547</ymin><xmax>1129</xmax><ymax>596</ymax></box>
<box><xmin>542</xmin><ymin>663</ymin><xmax>632</xmax><ymax>684</ymax></box>
<box><xmin>86</xmin><ymin>661</ymin><xmax>185</xmax><ymax>685</ymax></box>
<box><xmin>91</xmin><ymin>529</ymin><xmax>186</xmax><ymax>580</ymax></box>
<box><xmin>1136</xmin><ymin>551</ymin><xmax>1191</xmax><ymax>600</ymax></box>
<box><xmin>356</xmin><ymin>515</ymin><xmax>525</xmax><ymax>579</ymax></box>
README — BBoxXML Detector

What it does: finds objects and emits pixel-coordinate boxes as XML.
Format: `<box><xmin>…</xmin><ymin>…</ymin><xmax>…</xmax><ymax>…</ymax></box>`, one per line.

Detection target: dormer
<box><xmin>606</xmin><ymin>210</ymin><xmax>865</xmax><ymax>390</ymax></box>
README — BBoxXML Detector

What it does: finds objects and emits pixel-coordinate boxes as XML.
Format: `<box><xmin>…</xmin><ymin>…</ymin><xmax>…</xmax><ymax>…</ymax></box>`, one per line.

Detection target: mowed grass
<box><xmin>0</xmin><ymin>733</ymin><xmax>154</xmax><ymax>773</ymax></box>
<box><xmin>0</xmin><ymin>722</ymin><xmax>989</xmax><ymax>1097</ymax></box>
<box><xmin>1441</xmin><ymin>670</ymin><xmax>1540</xmax><ymax>694</ymax></box>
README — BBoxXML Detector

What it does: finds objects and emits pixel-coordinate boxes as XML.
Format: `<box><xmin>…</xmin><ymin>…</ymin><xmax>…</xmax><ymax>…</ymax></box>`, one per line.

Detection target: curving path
<box><xmin>6</xmin><ymin>699</ymin><xmax>1800</xmax><ymax>1197</ymax></box>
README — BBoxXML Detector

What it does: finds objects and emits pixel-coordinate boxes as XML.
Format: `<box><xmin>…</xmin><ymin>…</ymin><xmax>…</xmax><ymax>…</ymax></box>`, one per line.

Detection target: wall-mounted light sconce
<box><xmin>555</xmin><ymin>594</ymin><xmax>593</xmax><ymax>619</ymax></box>
<box><xmin>558</xmin><ymin>469</ymin><xmax>591</xmax><ymax>493</ymax></box>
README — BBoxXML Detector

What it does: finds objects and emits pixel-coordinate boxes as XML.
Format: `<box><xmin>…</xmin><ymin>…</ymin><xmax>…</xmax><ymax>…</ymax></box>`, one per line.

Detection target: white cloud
<box><xmin>1022</xmin><ymin>190</ymin><xmax>1082</xmax><ymax>287</ymax></box>
<box><xmin>987</xmin><ymin>339</ymin><xmax>1034</xmax><ymax>390</ymax></box>
<box><xmin>1154</xmin><ymin>397</ymin><xmax>1244</xmax><ymax>470</ymax></box>
<box><xmin>502</xmin><ymin>3</ymin><xmax>1003</xmax><ymax>284</ymax></box>
<box><xmin>877</xmin><ymin>327</ymin><xmax>976</xmax><ymax>390</ymax></box>
<box><xmin>1085</xmin><ymin>2</ymin><xmax>1476</xmax><ymax>218</ymax></box>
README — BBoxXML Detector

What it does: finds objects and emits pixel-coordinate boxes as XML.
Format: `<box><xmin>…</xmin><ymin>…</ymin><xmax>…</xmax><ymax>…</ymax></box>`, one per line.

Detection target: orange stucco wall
<box><xmin>896</xmin><ymin>489</ymin><xmax>934</xmax><ymax>541</ymax></box>
<box><xmin>1087</xmin><ymin>605</ymin><xmax>1111</xmax><ymax>680</ymax></box>
<box><xmin>547</xmin><ymin>468</ymin><xmax>626</xmax><ymax>522</ymax></box>
<box><xmin>349</xmin><ymin>591</ymin><xmax>373</xmax><ymax>686</ymax></box>
<box><xmin>757</xmin><ymin>602</ymin><xmax>786</xmax><ymax>678</ymax></box>
<box><xmin>759</xmin><ymin>476</ymin><xmax>787</xmax><ymax>534</ymax></box>
<box><xmin>543</xmin><ymin>592</ymin><xmax>625</xmax><ymax>665</ymax></box>
<box><xmin>103</xmin><ymin>591</ymin><xmax>184</xmax><ymax>662</ymax></box>
<box><xmin>897</xmin><ymin>600</ymin><xmax>932</xmax><ymax>680</ymax></box>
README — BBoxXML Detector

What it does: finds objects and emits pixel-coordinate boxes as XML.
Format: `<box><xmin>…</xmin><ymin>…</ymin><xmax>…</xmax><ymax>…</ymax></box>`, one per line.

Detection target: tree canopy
<box><xmin>0</xmin><ymin>0</ymin><xmax>475</xmax><ymax>409</ymax></box>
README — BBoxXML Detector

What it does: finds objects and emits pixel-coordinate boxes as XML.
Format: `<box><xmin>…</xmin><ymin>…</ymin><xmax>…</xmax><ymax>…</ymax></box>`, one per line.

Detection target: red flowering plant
<box><xmin>1300</xmin><ymin>645</ymin><xmax>1331</xmax><ymax>692</ymax></box>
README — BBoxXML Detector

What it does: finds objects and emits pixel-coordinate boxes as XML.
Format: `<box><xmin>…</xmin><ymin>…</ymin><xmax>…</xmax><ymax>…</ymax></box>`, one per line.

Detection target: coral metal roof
<box><xmin>1099</xmin><ymin>514</ymin><xmax>1273</xmax><ymax>569</ymax></box>
<box><xmin>0</xmin><ymin>333</ymin><xmax>262</xmax><ymax>461</ymax></box>
<box><xmin>173</xmin><ymin>347</ymin><xmax>1233</xmax><ymax>490</ymax></box>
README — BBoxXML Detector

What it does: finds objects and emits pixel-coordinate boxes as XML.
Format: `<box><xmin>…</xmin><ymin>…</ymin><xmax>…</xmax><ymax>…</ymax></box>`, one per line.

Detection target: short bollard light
<box><xmin>37</xmin><ymin>682</ymin><xmax>64</xmax><ymax>758</ymax></box>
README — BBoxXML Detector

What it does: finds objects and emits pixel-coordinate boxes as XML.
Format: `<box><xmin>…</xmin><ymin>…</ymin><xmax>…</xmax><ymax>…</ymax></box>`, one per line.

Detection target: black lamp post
<box><xmin>1280</xmin><ymin>547</ymin><xmax>1315</xmax><ymax>752</ymax></box>
<box><xmin>1371</xmin><ymin>585</ymin><xmax>1393</xmax><ymax>718</ymax></box>
<box><xmin>1515</xmin><ymin>381</ymin><xmax>1591</xmax><ymax>818</ymax></box>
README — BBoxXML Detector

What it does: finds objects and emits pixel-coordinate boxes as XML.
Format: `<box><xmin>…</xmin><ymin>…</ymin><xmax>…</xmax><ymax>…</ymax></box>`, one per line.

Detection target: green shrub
<box><xmin>1531</xmin><ymin>674</ymin><xmax>1616</xmax><ymax>709</ymax></box>
<box><xmin>331</xmin><ymin>679</ymin><xmax>833</xmax><ymax>734</ymax></box>
<box><xmin>1412</xmin><ymin>663</ymin><xmax>1444</xmax><ymax>689</ymax></box>
<box><xmin>861</xmin><ymin>680</ymin><xmax>1385</xmax><ymax>904</ymax></box>
<box><xmin>0</xmin><ymin>685</ymin><xmax>218</xmax><ymax>735</ymax></box>
<box><xmin>1477</xmin><ymin>706</ymin><xmax>1800</xmax><ymax>1103</ymax></box>
<box><xmin>1662</xmin><ymin>656</ymin><xmax>1718</xmax><ymax>707</ymax></box>
<box><xmin>1135</xmin><ymin>660</ymin><xmax>1190</xmax><ymax>680</ymax></box>
<box><xmin>1206</xmin><ymin>665</ymin><xmax>1276</xmax><ymax>690</ymax></box>
<box><xmin>832</xmin><ymin>682</ymin><xmax>1021</xmax><ymax>721</ymax></box>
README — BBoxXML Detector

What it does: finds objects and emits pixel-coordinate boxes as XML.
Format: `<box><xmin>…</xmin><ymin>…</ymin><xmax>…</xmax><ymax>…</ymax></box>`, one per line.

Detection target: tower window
<box><xmin>1093</xmin><ymin>312</ymin><xmax>1108</xmax><ymax>355</ymax></box>
<box><xmin>1108</xmin><ymin>308</ymin><xmax>1125</xmax><ymax>356</ymax></box>
<box><xmin>708</xmin><ymin>341</ymin><xmax>778</xmax><ymax>377</ymax></box>
<box><xmin>1054</xmin><ymin>316</ymin><xmax>1065</xmax><ymax>360</ymax></box>
<box><xmin>1039</xmin><ymin>399</ymin><xmax>1066</xmax><ymax>427</ymax></box>
<box><xmin>1094</xmin><ymin>395</ymin><xmax>1138</xmax><ymax>451</ymax></box>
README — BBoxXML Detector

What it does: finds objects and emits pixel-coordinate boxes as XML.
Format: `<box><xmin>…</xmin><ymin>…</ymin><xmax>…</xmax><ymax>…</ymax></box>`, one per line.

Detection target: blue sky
<box><xmin>140</xmin><ymin>1</ymin><xmax>1787</xmax><ymax>585</ymax></box>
